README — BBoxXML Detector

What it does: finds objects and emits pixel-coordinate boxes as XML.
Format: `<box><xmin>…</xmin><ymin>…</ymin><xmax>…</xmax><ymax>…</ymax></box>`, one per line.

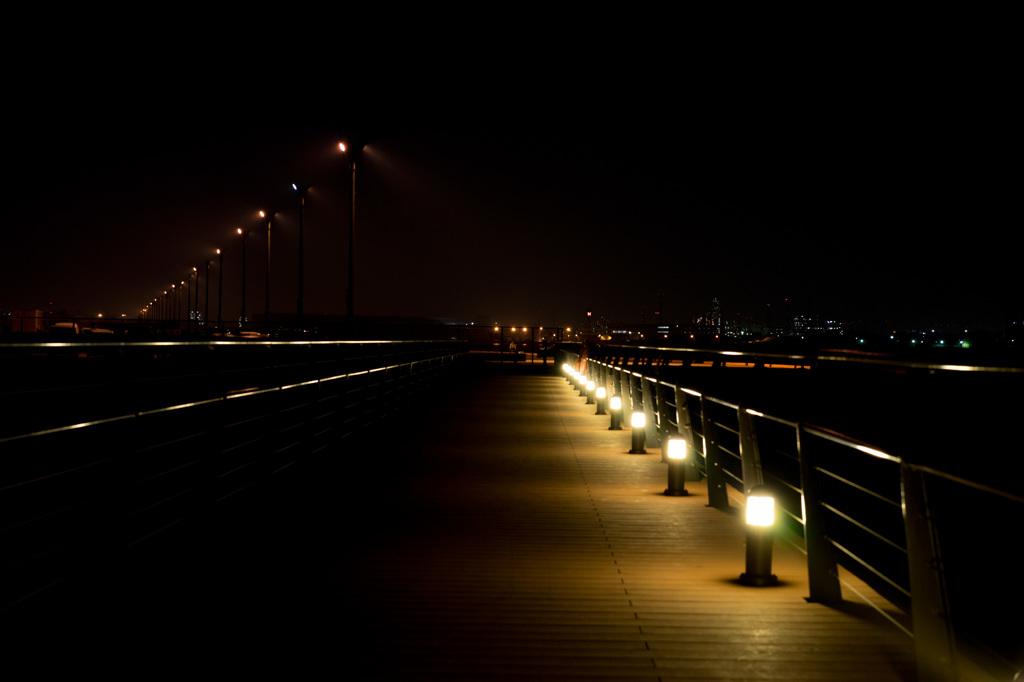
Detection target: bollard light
<box><xmin>609</xmin><ymin>395</ymin><xmax>622</xmax><ymax>430</ymax></box>
<box><xmin>664</xmin><ymin>437</ymin><xmax>689</xmax><ymax>496</ymax></box>
<box><xmin>629</xmin><ymin>411</ymin><xmax>646</xmax><ymax>454</ymax></box>
<box><xmin>739</xmin><ymin>486</ymin><xmax>778</xmax><ymax>586</ymax></box>
<box><xmin>585</xmin><ymin>380</ymin><xmax>596</xmax><ymax>404</ymax></box>
<box><xmin>577</xmin><ymin>374</ymin><xmax>587</xmax><ymax>396</ymax></box>
<box><xmin>595</xmin><ymin>386</ymin><xmax>607</xmax><ymax>415</ymax></box>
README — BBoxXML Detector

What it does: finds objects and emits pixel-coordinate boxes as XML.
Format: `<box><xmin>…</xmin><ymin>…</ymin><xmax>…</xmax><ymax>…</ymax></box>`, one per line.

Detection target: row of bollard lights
<box><xmin>563</xmin><ymin>362</ymin><xmax>779</xmax><ymax>587</ymax></box>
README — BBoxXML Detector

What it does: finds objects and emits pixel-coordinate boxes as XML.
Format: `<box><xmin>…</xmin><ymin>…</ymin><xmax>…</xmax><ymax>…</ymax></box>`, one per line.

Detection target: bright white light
<box><xmin>666</xmin><ymin>438</ymin><xmax>687</xmax><ymax>460</ymax></box>
<box><xmin>746</xmin><ymin>494</ymin><xmax>775</xmax><ymax>527</ymax></box>
<box><xmin>610</xmin><ymin>396</ymin><xmax>622</xmax><ymax>410</ymax></box>
<box><xmin>631</xmin><ymin>412</ymin><xmax>646</xmax><ymax>428</ymax></box>
<box><xmin>596</xmin><ymin>386</ymin><xmax>607</xmax><ymax>399</ymax></box>
<box><xmin>586</xmin><ymin>381</ymin><xmax>595</xmax><ymax>392</ymax></box>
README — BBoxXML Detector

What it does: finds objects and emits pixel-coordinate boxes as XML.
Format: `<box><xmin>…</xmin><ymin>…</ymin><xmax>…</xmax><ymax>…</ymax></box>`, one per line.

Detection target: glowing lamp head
<box><xmin>610</xmin><ymin>396</ymin><xmax>622</xmax><ymax>411</ymax></box>
<box><xmin>596</xmin><ymin>386</ymin><xmax>607</xmax><ymax>400</ymax></box>
<box><xmin>666</xmin><ymin>438</ymin><xmax>687</xmax><ymax>461</ymax></box>
<box><xmin>586</xmin><ymin>380</ymin><xmax>595</xmax><ymax>392</ymax></box>
<box><xmin>631</xmin><ymin>411</ymin><xmax>646</xmax><ymax>429</ymax></box>
<box><xmin>746</xmin><ymin>489</ymin><xmax>775</xmax><ymax>527</ymax></box>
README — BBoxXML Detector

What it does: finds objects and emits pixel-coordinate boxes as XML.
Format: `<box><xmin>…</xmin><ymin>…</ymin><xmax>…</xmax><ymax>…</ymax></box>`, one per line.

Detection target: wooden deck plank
<box><xmin>328</xmin><ymin>373</ymin><xmax>918</xmax><ymax>680</ymax></box>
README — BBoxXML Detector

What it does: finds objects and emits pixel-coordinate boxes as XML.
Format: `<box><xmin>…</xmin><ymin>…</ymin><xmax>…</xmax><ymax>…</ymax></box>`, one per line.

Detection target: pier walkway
<box><xmin>19</xmin><ymin>368</ymin><xmax>918</xmax><ymax>680</ymax></box>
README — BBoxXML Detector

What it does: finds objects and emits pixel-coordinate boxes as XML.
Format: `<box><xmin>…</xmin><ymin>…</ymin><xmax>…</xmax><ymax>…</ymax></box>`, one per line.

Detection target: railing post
<box><xmin>902</xmin><ymin>463</ymin><xmax>957</xmax><ymax>682</ymax></box>
<box><xmin>655</xmin><ymin>381</ymin><xmax>673</xmax><ymax>461</ymax></box>
<box><xmin>625</xmin><ymin>372</ymin><xmax>637</xmax><ymax>417</ymax></box>
<box><xmin>796</xmin><ymin>424</ymin><xmax>842</xmax><ymax>605</ymax></box>
<box><xmin>700</xmin><ymin>396</ymin><xmax>729</xmax><ymax>510</ymax></box>
<box><xmin>674</xmin><ymin>386</ymin><xmax>699</xmax><ymax>481</ymax></box>
<box><xmin>737</xmin><ymin>406</ymin><xmax>763</xmax><ymax>493</ymax></box>
<box><xmin>641</xmin><ymin>377</ymin><xmax>659</xmax><ymax>453</ymax></box>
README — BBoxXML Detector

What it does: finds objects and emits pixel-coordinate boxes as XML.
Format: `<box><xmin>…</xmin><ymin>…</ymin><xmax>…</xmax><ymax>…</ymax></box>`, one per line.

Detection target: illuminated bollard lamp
<box><xmin>739</xmin><ymin>486</ymin><xmax>779</xmax><ymax>586</ymax></box>
<box><xmin>585</xmin><ymin>380</ymin><xmax>596</xmax><ymax>404</ymax></box>
<box><xmin>663</xmin><ymin>437</ymin><xmax>689</xmax><ymax>496</ymax></box>
<box><xmin>595</xmin><ymin>386</ymin><xmax>607</xmax><ymax>415</ymax></box>
<box><xmin>609</xmin><ymin>395</ymin><xmax>623</xmax><ymax>430</ymax></box>
<box><xmin>629</xmin><ymin>411</ymin><xmax>647</xmax><ymax>454</ymax></box>
<box><xmin>578</xmin><ymin>374</ymin><xmax>588</xmax><ymax>397</ymax></box>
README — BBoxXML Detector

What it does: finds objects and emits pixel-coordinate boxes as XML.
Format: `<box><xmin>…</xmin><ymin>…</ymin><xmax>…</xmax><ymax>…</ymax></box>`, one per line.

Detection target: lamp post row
<box><xmin>140</xmin><ymin>141</ymin><xmax>359</xmax><ymax>333</ymax></box>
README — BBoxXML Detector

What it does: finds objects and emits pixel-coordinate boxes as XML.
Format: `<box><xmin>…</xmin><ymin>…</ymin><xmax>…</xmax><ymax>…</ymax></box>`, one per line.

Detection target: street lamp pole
<box><xmin>261</xmin><ymin>210</ymin><xmax>272</xmax><ymax>332</ymax></box>
<box><xmin>340</xmin><ymin>142</ymin><xmax>356</xmax><ymax>323</ymax></box>
<box><xmin>189</xmin><ymin>267</ymin><xmax>197</xmax><ymax>334</ymax></box>
<box><xmin>238</xmin><ymin>228</ymin><xmax>249</xmax><ymax>330</ymax></box>
<box><xmin>293</xmin><ymin>184</ymin><xmax>308</xmax><ymax>328</ymax></box>
<box><xmin>204</xmin><ymin>259</ymin><xmax>211</xmax><ymax>333</ymax></box>
<box><xmin>217</xmin><ymin>248</ymin><xmax>223</xmax><ymax>329</ymax></box>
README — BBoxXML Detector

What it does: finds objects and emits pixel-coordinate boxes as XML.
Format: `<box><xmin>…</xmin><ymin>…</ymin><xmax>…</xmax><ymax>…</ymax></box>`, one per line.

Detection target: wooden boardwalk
<box><xmin>14</xmin><ymin>370</ymin><xmax>918</xmax><ymax>679</ymax></box>
<box><xmin>321</xmin><ymin>371</ymin><xmax>917</xmax><ymax>680</ymax></box>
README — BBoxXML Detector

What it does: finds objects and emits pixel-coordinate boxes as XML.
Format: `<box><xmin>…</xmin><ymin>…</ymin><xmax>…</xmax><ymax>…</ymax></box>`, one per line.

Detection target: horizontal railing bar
<box><xmin>821</xmin><ymin>502</ymin><xmax>908</xmax><ymax>554</ymax></box>
<box><xmin>904</xmin><ymin>463</ymin><xmax>1024</xmax><ymax>505</ymax></box>
<box><xmin>815</xmin><ymin>467</ymin><xmax>903</xmax><ymax>508</ymax></box>
<box><xmin>830</xmin><ymin>540</ymin><xmax>911</xmax><ymax>598</ymax></box>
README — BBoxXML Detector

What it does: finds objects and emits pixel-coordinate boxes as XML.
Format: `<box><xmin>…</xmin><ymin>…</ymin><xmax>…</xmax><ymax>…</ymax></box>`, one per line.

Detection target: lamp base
<box><xmin>739</xmin><ymin>572</ymin><xmax>778</xmax><ymax>586</ymax></box>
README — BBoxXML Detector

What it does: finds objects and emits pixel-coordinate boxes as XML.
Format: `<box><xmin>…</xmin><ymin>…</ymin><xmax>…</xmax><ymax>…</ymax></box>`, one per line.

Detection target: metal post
<box><xmin>675</xmin><ymin>386</ymin><xmax>699</xmax><ymax>482</ymax></box>
<box><xmin>700</xmin><ymin>396</ymin><xmax>730</xmax><ymax>511</ymax></box>
<box><xmin>204</xmin><ymin>259</ymin><xmax>210</xmax><ymax>333</ymax></box>
<box><xmin>642</xmin><ymin>377</ymin><xmax>659</xmax><ymax>453</ymax></box>
<box><xmin>797</xmin><ymin>424</ymin><xmax>842</xmax><ymax>604</ymax></box>
<box><xmin>217</xmin><ymin>248</ymin><xmax>223</xmax><ymax>329</ymax></box>
<box><xmin>738</xmin><ymin>406</ymin><xmax>764</xmax><ymax>493</ymax></box>
<box><xmin>902</xmin><ymin>463</ymin><xmax>957</xmax><ymax>682</ymax></box>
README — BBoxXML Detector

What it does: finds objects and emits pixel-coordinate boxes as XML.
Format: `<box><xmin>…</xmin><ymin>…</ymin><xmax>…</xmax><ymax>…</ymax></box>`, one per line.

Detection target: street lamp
<box><xmin>171</xmin><ymin>283</ymin><xmax>178</xmax><ymax>331</ymax></box>
<box><xmin>204</xmin><ymin>259</ymin><xmax>211</xmax><ymax>333</ymax></box>
<box><xmin>237</xmin><ymin>228</ymin><xmax>249</xmax><ymax>330</ymax></box>
<box><xmin>260</xmin><ymin>210</ymin><xmax>273</xmax><ymax>331</ymax></box>
<box><xmin>216</xmin><ymin>248</ymin><xmax>223</xmax><ymax>329</ymax></box>
<box><xmin>339</xmin><ymin>139</ymin><xmax>363</xmax><ymax>323</ymax></box>
<box><xmin>293</xmin><ymin>184</ymin><xmax>309</xmax><ymax>328</ymax></box>
<box><xmin>189</xmin><ymin>267</ymin><xmax>197</xmax><ymax>334</ymax></box>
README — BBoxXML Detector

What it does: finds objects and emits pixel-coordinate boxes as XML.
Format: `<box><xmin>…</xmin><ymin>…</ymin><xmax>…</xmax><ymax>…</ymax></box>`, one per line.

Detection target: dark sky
<box><xmin>3</xmin><ymin>34</ymin><xmax>1017</xmax><ymax>331</ymax></box>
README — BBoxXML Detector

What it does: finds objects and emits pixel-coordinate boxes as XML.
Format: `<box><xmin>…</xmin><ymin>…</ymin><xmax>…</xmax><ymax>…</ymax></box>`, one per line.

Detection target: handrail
<box><xmin>0</xmin><ymin>340</ymin><xmax>467</xmax><ymax>612</ymax></box>
<box><xmin>561</xmin><ymin>342</ymin><xmax>1022</xmax><ymax>682</ymax></box>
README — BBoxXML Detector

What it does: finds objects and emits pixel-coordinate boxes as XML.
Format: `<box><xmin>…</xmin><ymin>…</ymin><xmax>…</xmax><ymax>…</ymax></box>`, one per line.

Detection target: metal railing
<box><xmin>0</xmin><ymin>339</ymin><xmax>467</xmax><ymax>612</ymax></box>
<box><xmin>560</xmin><ymin>342</ymin><xmax>1023</xmax><ymax>682</ymax></box>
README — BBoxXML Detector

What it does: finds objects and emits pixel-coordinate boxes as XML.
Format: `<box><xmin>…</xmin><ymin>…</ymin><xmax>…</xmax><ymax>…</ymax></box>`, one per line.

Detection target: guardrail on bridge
<box><xmin>1</xmin><ymin>338</ymin><xmax>466</xmax><ymax>613</ymax></box>
<box><xmin>557</xmin><ymin>342</ymin><xmax>1023</xmax><ymax>682</ymax></box>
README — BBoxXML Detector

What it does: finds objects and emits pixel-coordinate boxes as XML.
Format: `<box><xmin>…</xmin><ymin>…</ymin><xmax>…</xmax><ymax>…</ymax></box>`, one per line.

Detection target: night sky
<box><xmin>4</xmin><ymin>33</ymin><xmax>1016</xmax><ymax>332</ymax></box>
